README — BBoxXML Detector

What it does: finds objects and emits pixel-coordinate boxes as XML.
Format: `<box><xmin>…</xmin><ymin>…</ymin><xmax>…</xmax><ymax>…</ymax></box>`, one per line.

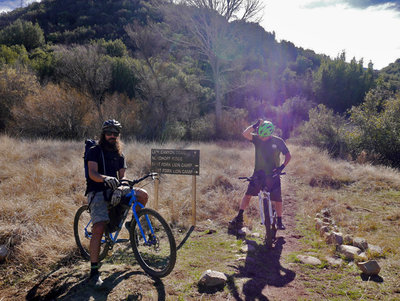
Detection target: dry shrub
<box><xmin>12</xmin><ymin>83</ymin><xmax>97</xmax><ymax>138</ymax></box>
<box><xmin>100</xmin><ymin>92</ymin><xmax>142</xmax><ymax>137</ymax></box>
<box><xmin>190</xmin><ymin>114</ymin><xmax>216</xmax><ymax>141</ymax></box>
<box><xmin>0</xmin><ymin>66</ymin><xmax>39</xmax><ymax>130</ymax></box>
<box><xmin>309</xmin><ymin>175</ymin><xmax>353</xmax><ymax>189</ymax></box>
<box><xmin>190</xmin><ymin>108</ymin><xmax>248</xmax><ymax>141</ymax></box>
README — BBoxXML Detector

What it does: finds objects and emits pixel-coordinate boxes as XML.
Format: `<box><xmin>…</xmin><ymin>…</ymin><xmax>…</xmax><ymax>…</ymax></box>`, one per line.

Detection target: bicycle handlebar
<box><xmin>120</xmin><ymin>172</ymin><xmax>158</xmax><ymax>187</ymax></box>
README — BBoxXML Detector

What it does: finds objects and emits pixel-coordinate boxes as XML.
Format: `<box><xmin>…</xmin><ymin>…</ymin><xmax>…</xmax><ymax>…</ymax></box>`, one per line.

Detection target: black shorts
<box><xmin>245</xmin><ymin>170</ymin><xmax>282</xmax><ymax>202</ymax></box>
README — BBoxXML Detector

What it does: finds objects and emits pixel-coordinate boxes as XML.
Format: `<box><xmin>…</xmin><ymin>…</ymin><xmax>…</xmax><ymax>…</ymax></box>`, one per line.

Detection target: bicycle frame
<box><xmin>83</xmin><ymin>188</ymin><xmax>155</xmax><ymax>247</ymax></box>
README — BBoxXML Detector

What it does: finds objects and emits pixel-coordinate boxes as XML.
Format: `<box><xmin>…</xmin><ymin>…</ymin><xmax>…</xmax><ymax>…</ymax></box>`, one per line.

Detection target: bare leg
<box><xmin>89</xmin><ymin>221</ymin><xmax>106</xmax><ymax>263</ymax></box>
<box><xmin>273</xmin><ymin>201</ymin><xmax>283</xmax><ymax>217</ymax></box>
<box><xmin>134</xmin><ymin>188</ymin><xmax>148</xmax><ymax>212</ymax></box>
<box><xmin>239</xmin><ymin>194</ymin><xmax>252</xmax><ymax>210</ymax></box>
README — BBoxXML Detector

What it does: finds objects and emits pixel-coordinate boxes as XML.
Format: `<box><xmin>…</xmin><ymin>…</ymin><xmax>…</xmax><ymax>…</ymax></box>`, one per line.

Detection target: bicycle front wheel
<box><xmin>264</xmin><ymin>200</ymin><xmax>273</xmax><ymax>249</ymax></box>
<box><xmin>130</xmin><ymin>208</ymin><xmax>176</xmax><ymax>278</ymax></box>
<box><xmin>73</xmin><ymin>205</ymin><xmax>110</xmax><ymax>261</ymax></box>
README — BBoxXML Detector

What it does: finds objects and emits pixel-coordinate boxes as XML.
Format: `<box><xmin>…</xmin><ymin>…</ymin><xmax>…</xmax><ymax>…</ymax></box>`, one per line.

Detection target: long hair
<box><xmin>98</xmin><ymin>132</ymin><xmax>122</xmax><ymax>155</ymax></box>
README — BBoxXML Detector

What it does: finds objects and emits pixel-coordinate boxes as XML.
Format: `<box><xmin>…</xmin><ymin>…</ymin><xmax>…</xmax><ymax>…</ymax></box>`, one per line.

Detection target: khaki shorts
<box><xmin>245</xmin><ymin>170</ymin><xmax>282</xmax><ymax>202</ymax></box>
<box><xmin>87</xmin><ymin>190</ymin><xmax>112</xmax><ymax>225</ymax></box>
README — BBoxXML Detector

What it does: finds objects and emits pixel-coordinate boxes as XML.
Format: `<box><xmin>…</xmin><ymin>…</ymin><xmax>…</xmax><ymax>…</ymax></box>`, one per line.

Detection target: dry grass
<box><xmin>0</xmin><ymin>137</ymin><xmax>255</xmax><ymax>287</ymax></box>
<box><xmin>1</xmin><ymin>136</ymin><xmax>400</xmax><ymax>299</ymax></box>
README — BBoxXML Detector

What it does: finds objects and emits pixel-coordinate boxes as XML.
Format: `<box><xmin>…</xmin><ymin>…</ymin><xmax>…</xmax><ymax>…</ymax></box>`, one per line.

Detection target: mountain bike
<box><xmin>239</xmin><ymin>171</ymin><xmax>285</xmax><ymax>249</ymax></box>
<box><xmin>73</xmin><ymin>173</ymin><xmax>177</xmax><ymax>278</ymax></box>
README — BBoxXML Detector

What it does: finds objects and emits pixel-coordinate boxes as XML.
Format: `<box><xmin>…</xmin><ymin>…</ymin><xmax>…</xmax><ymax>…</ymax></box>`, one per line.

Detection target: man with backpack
<box><xmin>229</xmin><ymin>119</ymin><xmax>291</xmax><ymax>232</ymax></box>
<box><xmin>85</xmin><ymin>119</ymin><xmax>148</xmax><ymax>287</ymax></box>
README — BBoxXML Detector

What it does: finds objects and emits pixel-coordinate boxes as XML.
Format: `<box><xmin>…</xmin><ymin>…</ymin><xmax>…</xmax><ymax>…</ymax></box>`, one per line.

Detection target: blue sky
<box><xmin>1</xmin><ymin>0</ymin><xmax>399</xmax><ymax>69</ymax></box>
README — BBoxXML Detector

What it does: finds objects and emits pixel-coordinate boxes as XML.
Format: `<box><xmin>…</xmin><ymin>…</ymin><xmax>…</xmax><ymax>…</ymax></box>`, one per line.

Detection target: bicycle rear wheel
<box><xmin>73</xmin><ymin>205</ymin><xmax>110</xmax><ymax>261</ymax></box>
<box><xmin>130</xmin><ymin>208</ymin><xmax>176</xmax><ymax>278</ymax></box>
<box><xmin>271</xmin><ymin>210</ymin><xmax>277</xmax><ymax>241</ymax></box>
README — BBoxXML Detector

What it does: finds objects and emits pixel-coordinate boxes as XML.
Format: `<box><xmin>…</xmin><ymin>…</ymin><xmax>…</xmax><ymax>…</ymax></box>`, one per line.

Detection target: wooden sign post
<box><xmin>151</xmin><ymin>149</ymin><xmax>200</xmax><ymax>226</ymax></box>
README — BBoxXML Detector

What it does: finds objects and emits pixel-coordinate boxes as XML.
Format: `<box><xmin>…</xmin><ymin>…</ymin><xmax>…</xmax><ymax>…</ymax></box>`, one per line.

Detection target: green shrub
<box><xmin>349</xmin><ymin>88</ymin><xmax>400</xmax><ymax>167</ymax></box>
<box><xmin>190</xmin><ymin>114</ymin><xmax>216</xmax><ymax>141</ymax></box>
<box><xmin>0</xmin><ymin>20</ymin><xmax>44</xmax><ymax>51</ymax></box>
<box><xmin>161</xmin><ymin>120</ymin><xmax>187</xmax><ymax>141</ymax></box>
<box><xmin>295</xmin><ymin>104</ymin><xmax>349</xmax><ymax>157</ymax></box>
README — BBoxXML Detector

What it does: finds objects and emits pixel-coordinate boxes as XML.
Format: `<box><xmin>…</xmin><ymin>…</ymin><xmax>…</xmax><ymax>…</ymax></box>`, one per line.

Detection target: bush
<box><xmin>190</xmin><ymin>114</ymin><xmax>216</xmax><ymax>141</ymax></box>
<box><xmin>100</xmin><ymin>92</ymin><xmax>142</xmax><ymax>138</ymax></box>
<box><xmin>349</xmin><ymin>88</ymin><xmax>400</xmax><ymax>167</ymax></box>
<box><xmin>0</xmin><ymin>45</ymin><xmax>29</xmax><ymax>66</ymax></box>
<box><xmin>0</xmin><ymin>66</ymin><xmax>38</xmax><ymax>131</ymax></box>
<box><xmin>279</xmin><ymin>96</ymin><xmax>316</xmax><ymax>139</ymax></box>
<box><xmin>161</xmin><ymin>121</ymin><xmax>187</xmax><ymax>141</ymax></box>
<box><xmin>0</xmin><ymin>20</ymin><xmax>45</xmax><ymax>51</ymax></box>
<box><xmin>219</xmin><ymin>108</ymin><xmax>248</xmax><ymax>140</ymax></box>
<box><xmin>295</xmin><ymin>104</ymin><xmax>349</xmax><ymax>157</ymax></box>
<box><xmin>190</xmin><ymin>108</ymin><xmax>247</xmax><ymax>141</ymax></box>
<box><xmin>12</xmin><ymin>84</ymin><xmax>97</xmax><ymax>139</ymax></box>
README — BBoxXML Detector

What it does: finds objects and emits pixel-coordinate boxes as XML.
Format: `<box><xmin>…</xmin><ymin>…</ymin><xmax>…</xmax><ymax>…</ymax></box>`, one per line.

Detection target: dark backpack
<box><xmin>84</xmin><ymin>139</ymin><xmax>106</xmax><ymax>195</ymax></box>
<box><xmin>84</xmin><ymin>139</ymin><xmax>97</xmax><ymax>180</ymax></box>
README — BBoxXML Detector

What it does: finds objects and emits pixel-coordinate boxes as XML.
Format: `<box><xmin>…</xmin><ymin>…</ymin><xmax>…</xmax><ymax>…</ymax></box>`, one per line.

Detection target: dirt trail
<box><xmin>225</xmin><ymin>184</ymin><xmax>309</xmax><ymax>301</ymax></box>
<box><xmin>10</xmin><ymin>183</ymin><xmax>310</xmax><ymax>301</ymax></box>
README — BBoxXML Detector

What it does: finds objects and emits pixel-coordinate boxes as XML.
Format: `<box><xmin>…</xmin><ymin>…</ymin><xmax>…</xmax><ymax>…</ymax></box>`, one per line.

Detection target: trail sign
<box><xmin>151</xmin><ymin>149</ymin><xmax>200</xmax><ymax>175</ymax></box>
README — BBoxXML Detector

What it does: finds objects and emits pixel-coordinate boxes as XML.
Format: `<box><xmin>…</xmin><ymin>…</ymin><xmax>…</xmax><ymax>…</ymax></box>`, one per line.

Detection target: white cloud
<box><xmin>0</xmin><ymin>0</ymin><xmax>40</xmax><ymax>13</ymax></box>
<box><xmin>261</xmin><ymin>0</ymin><xmax>400</xmax><ymax>69</ymax></box>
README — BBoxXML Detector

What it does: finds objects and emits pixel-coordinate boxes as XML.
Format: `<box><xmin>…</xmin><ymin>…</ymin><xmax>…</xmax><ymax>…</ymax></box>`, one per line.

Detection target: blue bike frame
<box><xmin>84</xmin><ymin>188</ymin><xmax>156</xmax><ymax>246</ymax></box>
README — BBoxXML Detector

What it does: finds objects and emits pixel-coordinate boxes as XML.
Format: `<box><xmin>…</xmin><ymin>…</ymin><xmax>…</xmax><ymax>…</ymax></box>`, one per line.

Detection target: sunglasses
<box><xmin>104</xmin><ymin>131</ymin><xmax>120</xmax><ymax>137</ymax></box>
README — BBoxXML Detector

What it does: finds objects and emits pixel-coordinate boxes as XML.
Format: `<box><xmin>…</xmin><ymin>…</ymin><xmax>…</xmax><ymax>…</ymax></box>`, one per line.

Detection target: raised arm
<box><xmin>243</xmin><ymin>119</ymin><xmax>262</xmax><ymax>141</ymax></box>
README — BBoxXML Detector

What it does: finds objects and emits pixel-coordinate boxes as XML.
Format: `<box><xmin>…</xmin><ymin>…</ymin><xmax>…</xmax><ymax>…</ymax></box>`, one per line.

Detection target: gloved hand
<box><xmin>273</xmin><ymin>164</ymin><xmax>285</xmax><ymax>175</ymax></box>
<box><xmin>252</xmin><ymin>119</ymin><xmax>262</xmax><ymax>130</ymax></box>
<box><xmin>111</xmin><ymin>187</ymin><xmax>122</xmax><ymax>206</ymax></box>
<box><xmin>104</xmin><ymin>176</ymin><xmax>119</xmax><ymax>190</ymax></box>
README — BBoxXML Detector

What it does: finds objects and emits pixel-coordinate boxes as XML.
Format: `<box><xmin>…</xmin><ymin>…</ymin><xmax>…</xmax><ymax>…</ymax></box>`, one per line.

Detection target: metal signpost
<box><xmin>151</xmin><ymin>149</ymin><xmax>200</xmax><ymax>226</ymax></box>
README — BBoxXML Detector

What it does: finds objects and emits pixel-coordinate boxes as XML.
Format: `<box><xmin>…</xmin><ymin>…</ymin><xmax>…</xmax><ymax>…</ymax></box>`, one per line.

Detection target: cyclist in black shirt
<box><xmin>86</xmin><ymin>120</ymin><xmax>148</xmax><ymax>287</ymax></box>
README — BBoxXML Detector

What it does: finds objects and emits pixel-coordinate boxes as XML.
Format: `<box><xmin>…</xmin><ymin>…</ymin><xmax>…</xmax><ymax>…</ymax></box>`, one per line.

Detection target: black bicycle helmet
<box><xmin>102</xmin><ymin>119</ymin><xmax>122</xmax><ymax>133</ymax></box>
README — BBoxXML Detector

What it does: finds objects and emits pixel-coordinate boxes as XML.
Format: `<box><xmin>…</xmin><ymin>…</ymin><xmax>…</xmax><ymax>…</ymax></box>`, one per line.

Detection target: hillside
<box><xmin>0</xmin><ymin>0</ymin><xmax>152</xmax><ymax>44</ymax></box>
<box><xmin>0</xmin><ymin>0</ymin><xmax>340</xmax><ymax>141</ymax></box>
<box><xmin>380</xmin><ymin>58</ymin><xmax>400</xmax><ymax>91</ymax></box>
<box><xmin>0</xmin><ymin>136</ymin><xmax>399</xmax><ymax>300</ymax></box>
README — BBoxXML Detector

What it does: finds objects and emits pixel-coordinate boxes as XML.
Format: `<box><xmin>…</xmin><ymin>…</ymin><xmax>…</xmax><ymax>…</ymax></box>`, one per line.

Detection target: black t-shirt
<box><xmin>86</xmin><ymin>145</ymin><xmax>127</xmax><ymax>193</ymax></box>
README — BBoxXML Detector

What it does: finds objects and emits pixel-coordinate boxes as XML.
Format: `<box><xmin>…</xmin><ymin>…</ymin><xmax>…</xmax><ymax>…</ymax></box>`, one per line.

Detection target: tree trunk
<box><xmin>212</xmin><ymin>58</ymin><xmax>222</xmax><ymax>138</ymax></box>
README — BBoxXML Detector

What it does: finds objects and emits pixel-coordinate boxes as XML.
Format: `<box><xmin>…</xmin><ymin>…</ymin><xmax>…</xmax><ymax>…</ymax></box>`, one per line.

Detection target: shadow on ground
<box><xmin>26</xmin><ymin>261</ymin><xmax>166</xmax><ymax>301</ymax></box>
<box><xmin>227</xmin><ymin>237</ymin><xmax>296</xmax><ymax>301</ymax></box>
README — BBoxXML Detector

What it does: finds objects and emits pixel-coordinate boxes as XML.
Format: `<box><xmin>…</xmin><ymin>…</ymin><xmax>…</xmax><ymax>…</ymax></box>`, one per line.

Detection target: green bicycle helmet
<box><xmin>258</xmin><ymin>121</ymin><xmax>274</xmax><ymax>137</ymax></box>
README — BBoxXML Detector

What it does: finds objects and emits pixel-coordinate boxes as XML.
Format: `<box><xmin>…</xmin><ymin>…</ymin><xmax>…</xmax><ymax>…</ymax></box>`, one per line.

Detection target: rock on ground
<box><xmin>326</xmin><ymin>232</ymin><xmax>343</xmax><ymax>245</ymax></box>
<box><xmin>326</xmin><ymin>256</ymin><xmax>343</xmax><ymax>267</ymax></box>
<box><xmin>353</xmin><ymin>237</ymin><xmax>368</xmax><ymax>251</ymax></box>
<box><xmin>0</xmin><ymin>245</ymin><xmax>9</xmax><ymax>262</ymax></box>
<box><xmin>337</xmin><ymin>245</ymin><xmax>361</xmax><ymax>260</ymax></box>
<box><xmin>198</xmin><ymin>270</ymin><xmax>227</xmax><ymax>287</ymax></box>
<box><xmin>356</xmin><ymin>260</ymin><xmax>381</xmax><ymax>276</ymax></box>
<box><xmin>296</xmin><ymin>255</ymin><xmax>322</xmax><ymax>266</ymax></box>
<box><xmin>368</xmin><ymin>244</ymin><xmax>384</xmax><ymax>257</ymax></box>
